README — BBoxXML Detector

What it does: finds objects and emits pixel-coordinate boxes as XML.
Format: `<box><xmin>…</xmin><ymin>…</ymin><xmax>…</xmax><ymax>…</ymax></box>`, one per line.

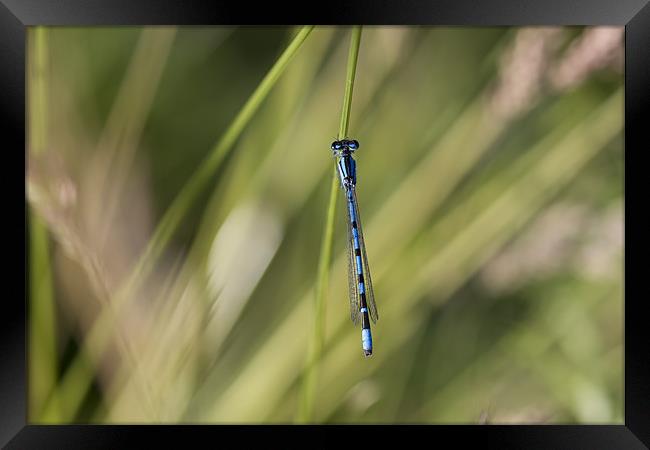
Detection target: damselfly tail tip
<box><xmin>361</xmin><ymin>329</ymin><xmax>373</xmax><ymax>357</ymax></box>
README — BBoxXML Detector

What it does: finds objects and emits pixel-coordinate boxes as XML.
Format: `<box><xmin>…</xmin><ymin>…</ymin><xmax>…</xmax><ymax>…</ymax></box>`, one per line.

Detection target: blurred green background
<box><xmin>27</xmin><ymin>25</ymin><xmax>623</xmax><ymax>424</ymax></box>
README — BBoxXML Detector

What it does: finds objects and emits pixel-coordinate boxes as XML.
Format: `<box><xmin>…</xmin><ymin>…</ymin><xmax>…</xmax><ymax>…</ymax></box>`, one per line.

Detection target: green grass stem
<box><xmin>28</xmin><ymin>27</ymin><xmax>60</xmax><ymax>422</ymax></box>
<box><xmin>297</xmin><ymin>26</ymin><xmax>362</xmax><ymax>423</ymax></box>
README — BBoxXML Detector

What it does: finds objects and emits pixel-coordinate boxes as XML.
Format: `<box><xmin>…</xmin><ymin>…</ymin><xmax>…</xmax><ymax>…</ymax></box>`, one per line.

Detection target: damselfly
<box><xmin>331</xmin><ymin>139</ymin><xmax>378</xmax><ymax>357</ymax></box>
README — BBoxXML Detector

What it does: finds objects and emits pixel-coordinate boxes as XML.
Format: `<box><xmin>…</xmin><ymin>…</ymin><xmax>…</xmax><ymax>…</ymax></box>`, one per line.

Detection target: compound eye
<box><xmin>331</xmin><ymin>141</ymin><xmax>341</xmax><ymax>150</ymax></box>
<box><xmin>349</xmin><ymin>140</ymin><xmax>359</xmax><ymax>150</ymax></box>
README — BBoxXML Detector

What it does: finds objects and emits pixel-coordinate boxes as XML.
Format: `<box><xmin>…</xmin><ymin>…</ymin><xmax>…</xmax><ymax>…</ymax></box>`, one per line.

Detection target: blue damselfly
<box><xmin>332</xmin><ymin>139</ymin><xmax>378</xmax><ymax>357</ymax></box>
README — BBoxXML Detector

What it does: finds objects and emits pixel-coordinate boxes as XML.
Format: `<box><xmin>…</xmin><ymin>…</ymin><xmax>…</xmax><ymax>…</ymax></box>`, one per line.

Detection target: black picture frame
<box><xmin>3</xmin><ymin>1</ymin><xmax>649</xmax><ymax>447</ymax></box>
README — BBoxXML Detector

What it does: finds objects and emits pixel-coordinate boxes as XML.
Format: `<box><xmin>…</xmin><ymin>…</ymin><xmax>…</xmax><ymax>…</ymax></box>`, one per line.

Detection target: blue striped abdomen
<box><xmin>348</xmin><ymin>189</ymin><xmax>373</xmax><ymax>356</ymax></box>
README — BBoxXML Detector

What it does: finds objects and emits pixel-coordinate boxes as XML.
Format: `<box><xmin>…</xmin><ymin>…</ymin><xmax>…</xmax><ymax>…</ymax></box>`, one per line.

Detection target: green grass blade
<box><xmin>338</xmin><ymin>27</ymin><xmax>362</xmax><ymax>139</ymax></box>
<box><xmin>27</xmin><ymin>26</ymin><xmax>60</xmax><ymax>422</ymax></box>
<box><xmin>297</xmin><ymin>26</ymin><xmax>362</xmax><ymax>423</ymax></box>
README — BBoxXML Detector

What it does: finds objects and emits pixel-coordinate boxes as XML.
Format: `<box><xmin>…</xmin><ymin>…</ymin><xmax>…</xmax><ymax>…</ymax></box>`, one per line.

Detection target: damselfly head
<box><xmin>332</xmin><ymin>139</ymin><xmax>359</xmax><ymax>150</ymax></box>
